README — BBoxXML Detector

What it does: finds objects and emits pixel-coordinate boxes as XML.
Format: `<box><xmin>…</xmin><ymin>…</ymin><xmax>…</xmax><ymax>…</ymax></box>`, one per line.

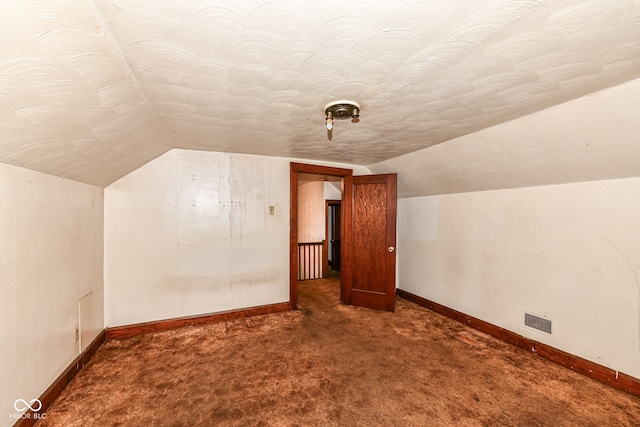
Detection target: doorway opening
<box><xmin>289</xmin><ymin>163</ymin><xmax>352</xmax><ymax>309</ymax></box>
<box><xmin>290</xmin><ymin>162</ymin><xmax>398</xmax><ymax>312</ymax></box>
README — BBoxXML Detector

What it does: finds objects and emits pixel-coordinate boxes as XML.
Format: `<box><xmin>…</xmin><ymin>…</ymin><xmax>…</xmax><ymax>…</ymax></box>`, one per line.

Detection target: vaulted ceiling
<box><xmin>1</xmin><ymin>0</ymin><xmax>640</xmax><ymax>188</ymax></box>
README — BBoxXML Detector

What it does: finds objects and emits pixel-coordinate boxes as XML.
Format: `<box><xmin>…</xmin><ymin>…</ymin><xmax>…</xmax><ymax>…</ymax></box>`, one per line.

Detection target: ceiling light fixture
<box><xmin>325</xmin><ymin>100</ymin><xmax>360</xmax><ymax>131</ymax></box>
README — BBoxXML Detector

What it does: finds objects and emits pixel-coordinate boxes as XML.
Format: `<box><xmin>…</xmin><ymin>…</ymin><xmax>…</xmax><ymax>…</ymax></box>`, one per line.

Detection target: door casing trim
<box><xmin>289</xmin><ymin>162</ymin><xmax>353</xmax><ymax>309</ymax></box>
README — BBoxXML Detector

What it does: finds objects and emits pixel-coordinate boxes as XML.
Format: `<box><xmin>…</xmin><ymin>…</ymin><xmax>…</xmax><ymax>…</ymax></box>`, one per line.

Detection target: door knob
<box><xmin>388</xmin><ymin>246</ymin><xmax>395</xmax><ymax>253</ymax></box>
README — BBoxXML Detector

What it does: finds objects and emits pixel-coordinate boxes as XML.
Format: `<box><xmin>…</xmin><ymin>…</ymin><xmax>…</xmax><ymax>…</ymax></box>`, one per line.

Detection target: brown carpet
<box><xmin>37</xmin><ymin>277</ymin><xmax>640</xmax><ymax>426</ymax></box>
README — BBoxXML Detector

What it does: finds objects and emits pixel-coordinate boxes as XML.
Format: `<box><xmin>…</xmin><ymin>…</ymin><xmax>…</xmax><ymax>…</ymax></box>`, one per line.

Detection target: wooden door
<box><xmin>342</xmin><ymin>174</ymin><xmax>397</xmax><ymax>312</ymax></box>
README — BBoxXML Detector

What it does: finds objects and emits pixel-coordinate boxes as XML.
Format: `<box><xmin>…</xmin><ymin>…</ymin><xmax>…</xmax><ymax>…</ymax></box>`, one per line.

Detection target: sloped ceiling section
<box><xmin>0</xmin><ymin>0</ymin><xmax>639</xmax><ymax>187</ymax></box>
<box><xmin>0</xmin><ymin>0</ymin><xmax>171</xmax><ymax>186</ymax></box>
<box><xmin>369</xmin><ymin>77</ymin><xmax>640</xmax><ymax>197</ymax></box>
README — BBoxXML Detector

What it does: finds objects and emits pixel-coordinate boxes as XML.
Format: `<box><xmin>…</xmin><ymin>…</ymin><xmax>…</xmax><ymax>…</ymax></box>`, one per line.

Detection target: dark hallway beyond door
<box><xmin>327</xmin><ymin>200</ymin><xmax>341</xmax><ymax>272</ymax></box>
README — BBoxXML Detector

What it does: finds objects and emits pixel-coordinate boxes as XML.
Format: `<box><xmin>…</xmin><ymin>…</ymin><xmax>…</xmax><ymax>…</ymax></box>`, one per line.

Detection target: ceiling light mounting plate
<box><xmin>324</xmin><ymin>100</ymin><xmax>360</xmax><ymax>119</ymax></box>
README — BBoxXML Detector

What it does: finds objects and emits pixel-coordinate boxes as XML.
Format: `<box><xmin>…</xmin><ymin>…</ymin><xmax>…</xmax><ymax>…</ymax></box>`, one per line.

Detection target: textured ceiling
<box><xmin>1</xmin><ymin>0</ymin><xmax>640</xmax><ymax>187</ymax></box>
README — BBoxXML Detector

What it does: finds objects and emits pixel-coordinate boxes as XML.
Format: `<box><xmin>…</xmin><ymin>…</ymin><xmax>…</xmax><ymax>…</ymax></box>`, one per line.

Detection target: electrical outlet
<box><xmin>74</xmin><ymin>327</ymin><xmax>79</xmax><ymax>342</ymax></box>
<box><xmin>269</xmin><ymin>205</ymin><xmax>275</xmax><ymax>215</ymax></box>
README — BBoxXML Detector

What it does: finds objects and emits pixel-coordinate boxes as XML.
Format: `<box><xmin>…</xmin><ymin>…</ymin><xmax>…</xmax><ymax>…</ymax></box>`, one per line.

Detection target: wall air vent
<box><xmin>524</xmin><ymin>313</ymin><xmax>552</xmax><ymax>334</ymax></box>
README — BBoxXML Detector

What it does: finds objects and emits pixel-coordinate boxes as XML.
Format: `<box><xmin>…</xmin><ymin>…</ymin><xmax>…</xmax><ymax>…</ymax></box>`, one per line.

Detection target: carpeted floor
<box><xmin>36</xmin><ymin>277</ymin><xmax>640</xmax><ymax>426</ymax></box>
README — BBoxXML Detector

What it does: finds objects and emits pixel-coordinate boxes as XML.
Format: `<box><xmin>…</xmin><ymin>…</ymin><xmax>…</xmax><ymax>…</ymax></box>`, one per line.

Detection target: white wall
<box><xmin>298</xmin><ymin>181</ymin><xmax>325</xmax><ymax>243</ymax></box>
<box><xmin>298</xmin><ymin>181</ymin><xmax>342</xmax><ymax>243</ymax></box>
<box><xmin>398</xmin><ymin>177</ymin><xmax>640</xmax><ymax>378</ymax></box>
<box><xmin>105</xmin><ymin>150</ymin><xmax>290</xmax><ymax>327</ymax></box>
<box><xmin>0</xmin><ymin>163</ymin><xmax>103</xmax><ymax>424</ymax></box>
<box><xmin>324</xmin><ymin>182</ymin><xmax>341</xmax><ymax>200</ymax></box>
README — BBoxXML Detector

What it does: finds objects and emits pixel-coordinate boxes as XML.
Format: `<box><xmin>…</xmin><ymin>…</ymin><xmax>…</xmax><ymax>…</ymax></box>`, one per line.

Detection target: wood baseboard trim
<box><xmin>14</xmin><ymin>302</ymin><xmax>291</xmax><ymax>425</ymax></box>
<box><xmin>396</xmin><ymin>289</ymin><xmax>640</xmax><ymax>398</ymax></box>
<box><xmin>105</xmin><ymin>302</ymin><xmax>291</xmax><ymax>340</ymax></box>
<box><xmin>13</xmin><ymin>330</ymin><xmax>106</xmax><ymax>427</ymax></box>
